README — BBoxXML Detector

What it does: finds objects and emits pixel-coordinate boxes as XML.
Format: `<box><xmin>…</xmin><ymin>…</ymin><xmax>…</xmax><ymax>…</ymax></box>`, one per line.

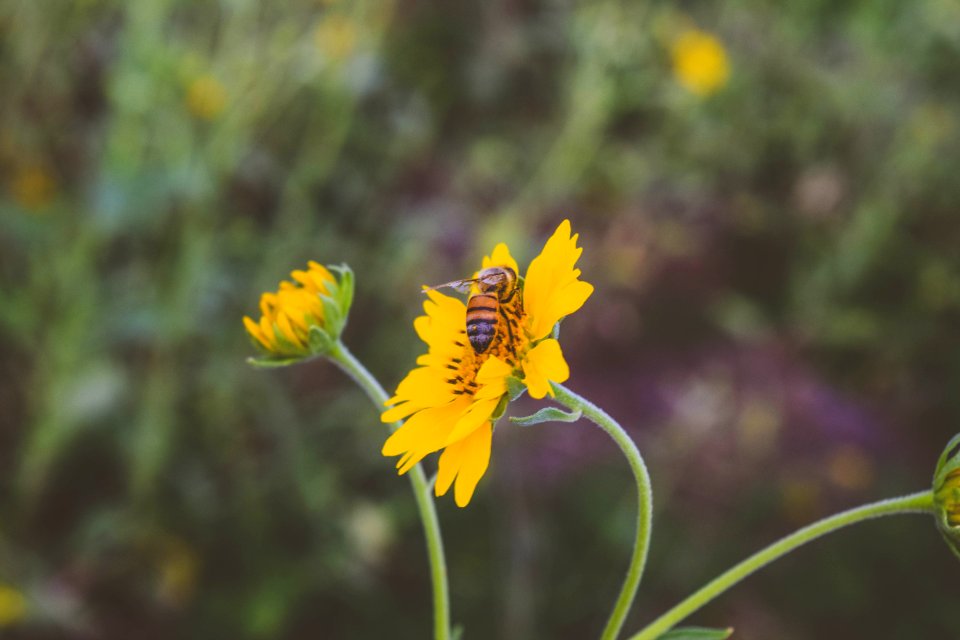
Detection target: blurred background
<box><xmin>1</xmin><ymin>0</ymin><xmax>959</xmax><ymax>638</ymax></box>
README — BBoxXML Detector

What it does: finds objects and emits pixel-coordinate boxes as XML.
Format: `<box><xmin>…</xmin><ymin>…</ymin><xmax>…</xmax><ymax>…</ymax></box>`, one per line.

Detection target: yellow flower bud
<box><xmin>244</xmin><ymin>262</ymin><xmax>354</xmax><ymax>365</ymax></box>
<box><xmin>933</xmin><ymin>434</ymin><xmax>960</xmax><ymax>559</ymax></box>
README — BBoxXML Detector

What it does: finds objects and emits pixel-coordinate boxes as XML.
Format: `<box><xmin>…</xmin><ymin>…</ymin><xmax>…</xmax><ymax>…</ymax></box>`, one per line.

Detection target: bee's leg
<box><xmin>498</xmin><ymin>306</ymin><xmax>518</xmax><ymax>363</ymax></box>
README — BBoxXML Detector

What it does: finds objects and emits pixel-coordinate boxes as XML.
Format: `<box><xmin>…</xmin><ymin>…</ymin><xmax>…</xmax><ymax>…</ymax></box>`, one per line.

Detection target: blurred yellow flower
<box><xmin>671</xmin><ymin>28</ymin><xmax>730</xmax><ymax>97</ymax></box>
<box><xmin>0</xmin><ymin>584</ymin><xmax>27</xmax><ymax>627</ymax></box>
<box><xmin>154</xmin><ymin>536</ymin><xmax>198</xmax><ymax>608</ymax></box>
<box><xmin>382</xmin><ymin>220</ymin><xmax>593</xmax><ymax>506</ymax></box>
<box><xmin>185</xmin><ymin>75</ymin><xmax>227</xmax><ymax>120</ymax></box>
<box><xmin>827</xmin><ymin>445</ymin><xmax>875</xmax><ymax>492</ymax></box>
<box><xmin>244</xmin><ymin>261</ymin><xmax>337</xmax><ymax>357</ymax></box>
<box><xmin>10</xmin><ymin>165</ymin><xmax>57</xmax><ymax>211</ymax></box>
<box><xmin>314</xmin><ymin>14</ymin><xmax>359</xmax><ymax>62</ymax></box>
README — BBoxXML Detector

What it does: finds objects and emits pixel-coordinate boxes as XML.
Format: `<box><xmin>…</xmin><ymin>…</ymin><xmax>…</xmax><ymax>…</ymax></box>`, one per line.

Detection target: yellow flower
<box><xmin>0</xmin><ymin>584</ymin><xmax>27</xmax><ymax>627</ymax></box>
<box><xmin>314</xmin><ymin>14</ymin><xmax>359</xmax><ymax>62</ymax></box>
<box><xmin>244</xmin><ymin>261</ymin><xmax>338</xmax><ymax>358</ymax></box>
<box><xmin>382</xmin><ymin>220</ymin><xmax>593</xmax><ymax>506</ymax></box>
<box><xmin>10</xmin><ymin>165</ymin><xmax>57</xmax><ymax>211</ymax></box>
<box><xmin>671</xmin><ymin>28</ymin><xmax>730</xmax><ymax>97</ymax></box>
<box><xmin>185</xmin><ymin>75</ymin><xmax>227</xmax><ymax>121</ymax></box>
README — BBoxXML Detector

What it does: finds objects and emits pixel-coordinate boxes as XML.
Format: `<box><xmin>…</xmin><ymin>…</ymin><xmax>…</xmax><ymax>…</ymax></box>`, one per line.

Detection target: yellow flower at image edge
<box><xmin>244</xmin><ymin>261</ymin><xmax>342</xmax><ymax>360</ymax></box>
<box><xmin>671</xmin><ymin>28</ymin><xmax>730</xmax><ymax>97</ymax></box>
<box><xmin>382</xmin><ymin>220</ymin><xmax>593</xmax><ymax>506</ymax></box>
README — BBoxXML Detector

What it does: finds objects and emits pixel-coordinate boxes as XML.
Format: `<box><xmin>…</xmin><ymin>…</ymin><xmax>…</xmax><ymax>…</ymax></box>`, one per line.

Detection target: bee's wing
<box><xmin>423</xmin><ymin>278</ymin><xmax>479</xmax><ymax>294</ymax></box>
<box><xmin>478</xmin><ymin>271</ymin><xmax>508</xmax><ymax>287</ymax></box>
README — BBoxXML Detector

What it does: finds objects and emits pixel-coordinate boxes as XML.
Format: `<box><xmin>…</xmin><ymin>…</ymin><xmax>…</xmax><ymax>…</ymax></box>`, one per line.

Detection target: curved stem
<box><xmin>629</xmin><ymin>490</ymin><xmax>935</xmax><ymax>640</ymax></box>
<box><xmin>551</xmin><ymin>382</ymin><xmax>653</xmax><ymax>640</ymax></box>
<box><xmin>329</xmin><ymin>341</ymin><xmax>451</xmax><ymax>640</ymax></box>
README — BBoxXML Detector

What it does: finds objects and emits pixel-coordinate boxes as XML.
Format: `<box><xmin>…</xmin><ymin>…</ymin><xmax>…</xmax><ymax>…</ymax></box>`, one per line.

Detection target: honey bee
<box><xmin>426</xmin><ymin>266</ymin><xmax>520</xmax><ymax>354</ymax></box>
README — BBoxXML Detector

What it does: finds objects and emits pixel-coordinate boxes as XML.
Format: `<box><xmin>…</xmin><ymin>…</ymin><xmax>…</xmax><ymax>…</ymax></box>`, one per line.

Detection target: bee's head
<box><xmin>477</xmin><ymin>266</ymin><xmax>517</xmax><ymax>294</ymax></box>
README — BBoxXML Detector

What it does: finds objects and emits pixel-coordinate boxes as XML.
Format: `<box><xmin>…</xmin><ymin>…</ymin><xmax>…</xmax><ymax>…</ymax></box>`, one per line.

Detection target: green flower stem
<box><xmin>551</xmin><ymin>382</ymin><xmax>653</xmax><ymax>640</ymax></box>
<box><xmin>629</xmin><ymin>490</ymin><xmax>936</xmax><ymax>640</ymax></box>
<box><xmin>329</xmin><ymin>341</ymin><xmax>451</xmax><ymax>640</ymax></box>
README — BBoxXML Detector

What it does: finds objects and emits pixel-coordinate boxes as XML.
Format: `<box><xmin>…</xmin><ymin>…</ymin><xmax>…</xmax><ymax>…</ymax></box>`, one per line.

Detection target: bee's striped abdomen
<box><xmin>465</xmin><ymin>293</ymin><xmax>499</xmax><ymax>354</ymax></box>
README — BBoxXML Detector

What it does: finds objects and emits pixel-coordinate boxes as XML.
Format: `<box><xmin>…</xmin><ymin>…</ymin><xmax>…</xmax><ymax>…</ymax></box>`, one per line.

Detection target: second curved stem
<box><xmin>628</xmin><ymin>490</ymin><xmax>935</xmax><ymax>640</ymax></box>
<box><xmin>551</xmin><ymin>382</ymin><xmax>653</xmax><ymax>640</ymax></box>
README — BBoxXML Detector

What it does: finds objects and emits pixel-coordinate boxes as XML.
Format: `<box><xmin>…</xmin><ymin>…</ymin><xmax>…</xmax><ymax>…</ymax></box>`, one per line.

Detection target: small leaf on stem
<box><xmin>658</xmin><ymin>626</ymin><xmax>733</xmax><ymax>639</ymax></box>
<box><xmin>510</xmin><ymin>406</ymin><xmax>582</xmax><ymax>427</ymax></box>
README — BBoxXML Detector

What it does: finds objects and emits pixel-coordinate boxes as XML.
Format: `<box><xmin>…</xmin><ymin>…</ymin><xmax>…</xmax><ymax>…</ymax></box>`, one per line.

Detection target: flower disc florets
<box><xmin>381</xmin><ymin>220</ymin><xmax>593</xmax><ymax>506</ymax></box>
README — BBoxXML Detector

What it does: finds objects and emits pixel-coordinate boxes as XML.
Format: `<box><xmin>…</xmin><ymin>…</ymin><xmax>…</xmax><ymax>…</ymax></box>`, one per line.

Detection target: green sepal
<box><xmin>308</xmin><ymin>325</ymin><xmax>335</xmax><ymax>354</ymax></box>
<box><xmin>939</xmin><ymin>530</ymin><xmax>960</xmax><ymax>563</ymax></box>
<box><xmin>490</xmin><ymin>394</ymin><xmax>511</xmax><ymax>423</ymax></box>
<box><xmin>658</xmin><ymin>626</ymin><xmax>734</xmax><ymax>639</ymax></box>
<box><xmin>319</xmin><ymin>293</ymin><xmax>344</xmax><ymax>339</ymax></box>
<box><xmin>318</xmin><ymin>263</ymin><xmax>354</xmax><ymax>340</ymax></box>
<box><xmin>327</xmin><ymin>263</ymin><xmax>355</xmax><ymax>319</ymax></box>
<box><xmin>450</xmin><ymin>625</ymin><xmax>465</xmax><ymax>640</ymax></box>
<box><xmin>506</xmin><ymin>375</ymin><xmax>527</xmax><ymax>401</ymax></box>
<box><xmin>510</xmin><ymin>406</ymin><xmax>582</xmax><ymax>427</ymax></box>
<box><xmin>934</xmin><ymin>432</ymin><xmax>960</xmax><ymax>481</ymax></box>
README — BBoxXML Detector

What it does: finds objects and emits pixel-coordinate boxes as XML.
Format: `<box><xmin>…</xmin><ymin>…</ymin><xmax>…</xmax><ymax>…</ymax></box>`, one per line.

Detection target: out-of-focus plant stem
<box><xmin>629</xmin><ymin>490</ymin><xmax>935</xmax><ymax>640</ymax></box>
<box><xmin>328</xmin><ymin>340</ymin><xmax>451</xmax><ymax>640</ymax></box>
<box><xmin>551</xmin><ymin>382</ymin><xmax>653</xmax><ymax>640</ymax></box>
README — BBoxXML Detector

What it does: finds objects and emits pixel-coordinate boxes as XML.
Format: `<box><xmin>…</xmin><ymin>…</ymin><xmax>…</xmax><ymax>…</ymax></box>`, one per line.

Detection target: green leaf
<box><xmin>658</xmin><ymin>626</ymin><xmax>733</xmax><ymax>640</ymax></box>
<box><xmin>246</xmin><ymin>356</ymin><xmax>307</xmax><ymax>368</ymax></box>
<box><xmin>510</xmin><ymin>406</ymin><xmax>581</xmax><ymax>427</ymax></box>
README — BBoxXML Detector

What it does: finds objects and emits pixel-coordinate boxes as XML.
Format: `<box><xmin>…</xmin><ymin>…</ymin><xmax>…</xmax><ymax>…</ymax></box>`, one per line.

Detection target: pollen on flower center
<box><xmin>445</xmin><ymin>289</ymin><xmax>527</xmax><ymax>396</ymax></box>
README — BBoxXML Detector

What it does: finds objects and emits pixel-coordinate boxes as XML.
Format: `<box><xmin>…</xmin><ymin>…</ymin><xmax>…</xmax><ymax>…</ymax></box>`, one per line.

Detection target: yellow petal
<box><xmin>291</xmin><ymin>262</ymin><xmax>334</xmax><ymax>293</ymax></box>
<box><xmin>523</xmin><ymin>219</ymin><xmax>594</xmax><ymax>340</ymax></box>
<box><xmin>381</xmin><ymin>396</ymin><xmax>472</xmax><ymax>473</ymax></box>
<box><xmin>522</xmin><ymin>338</ymin><xmax>569</xmax><ymax>399</ymax></box>
<box><xmin>258</xmin><ymin>315</ymin><xmax>277</xmax><ymax>350</ymax></box>
<box><xmin>441</xmin><ymin>356</ymin><xmax>510</xmax><ymax>445</ymax></box>
<box><xmin>473</xmin><ymin>356</ymin><xmax>512</xmax><ymax>399</ymax></box>
<box><xmin>444</xmin><ymin>396</ymin><xmax>500</xmax><ymax>446</ymax></box>
<box><xmin>381</xmin><ymin>366</ymin><xmax>456</xmax><ymax>423</ymax></box>
<box><xmin>435</xmin><ymin>421</ymin><xmax>493</xmax><ymax>507</ymax></box>
<box><xmin>482</xmin><ymin>242</ymin><xmax>520</xmax><ymax>275</ymax></box>
<box><xmin>415</xmin><ymin>291</ymin><xmax>467</xmax><ymax>356</ymax></box>
<box><xmin>243</xmin><ymin>316</ymin><xmax>269</xmax><ymax>349</ymax></box>
<box><xmin>275</xmin><ymin>312</ymin><xmax>304</xmax><ymax>347</ymax></box>
<box><xmin>259</xmin><ymin>292</ymin><xmax>278</xmax><ymax>318</ymax></box>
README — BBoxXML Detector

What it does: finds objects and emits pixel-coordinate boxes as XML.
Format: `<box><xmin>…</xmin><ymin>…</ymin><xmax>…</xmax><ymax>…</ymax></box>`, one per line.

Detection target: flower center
<box><xmin>447</xmin><ymin>291</ymin><xmax>528</xmax><ymax>396</ymax></box>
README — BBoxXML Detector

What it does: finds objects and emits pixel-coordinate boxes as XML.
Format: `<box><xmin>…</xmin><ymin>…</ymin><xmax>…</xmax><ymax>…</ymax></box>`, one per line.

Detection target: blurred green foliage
<box><xmin>1</xmin><ymin>0</ymin><xmax>959</xmax><ymax>638</ymax></box>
